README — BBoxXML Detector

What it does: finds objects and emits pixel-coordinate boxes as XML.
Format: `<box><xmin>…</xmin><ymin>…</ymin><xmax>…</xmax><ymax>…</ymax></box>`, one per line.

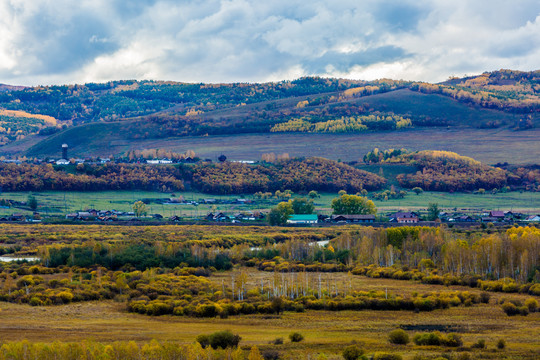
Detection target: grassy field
<box><xmin>1</xmin><ymin>189</ymin><xmax>539</xmax><ymax>218</ymax></box>
<box><xmin>368</xmin><ymin>191</ymin><xmax>540</xmax><ymax>213</ymax></box>
<box><xmin>0</xmin><ymin>270</ymin><xmax>538</xmax><ymax>359</ymax></box>
<box><xmin>0</xmin><ymin>190</ymin><xmax>273</xmax><ymax>218</ymax></box>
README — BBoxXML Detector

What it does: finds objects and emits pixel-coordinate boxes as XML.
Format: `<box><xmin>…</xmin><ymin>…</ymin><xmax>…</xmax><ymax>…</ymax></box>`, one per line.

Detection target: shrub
<box><xmin>472</xmin><ymin>339</ymin><xmax>485</xmax><ymax>349</ymax></box>
<box><xmin>29</xmin><ymin>297</ymin><xmax>42</xmax><ymax>306</ymax></box>
<box><xmin>501</xmin><ymin>302</ymin><xmax>520</xmax><ymax>316</ymax></box>
<box><xmin>388</xmin><ymin>329</ymin><xmax>409</xmax><ymax>345</ymax></box>
<box><xmin>373</xmin><ymin>352</ymin><xmax>402</xmax><ymax>360</ymax></box>
<box><xmin>529</xmin><ymin>283</ymin><xmax>540</xmax><ymax>296</ymax></box>
<box><xmin>262</xmin><ymin>349</ymin><xmax>280</xmax><ymax>360</ymax></box>
<box><xmin>518</xmin><ymin>306</ymin><xmax>529</xmax><ymax>316</ymax></box>
<box><xmin>524</xmin><ymin>298</ymin><xmax>538</xmax><ymax>312</ymax></box>
<box><xmin>209</xmin><ymin>330</ymin><xmax>241</xmax><ymax>349</ymax></box>
<box><xmin>289</xmin><ymin>332</ymin><xmax>304</xmax><ymax>343</ymax></box>
<box><xmin>271</xmin><ymin>337</ymin><xmax>284</xmax><ymax>345</ymax></box>
<box><xmin>479</xmin><ymin>292</ymin><xmax>490</xmax><ymax>304</ymax></box>
<box><xmin>496</xmin><ymin>339</ymin><xmax>506</xmax><ymax>349</ymax></box>
<box><xmin>57</xmin><ymin>291</ymin><xmax>74</xmax><ymax>304</ymax></box>
<box><xmin>197</xmin><ymin>330</ymin><xmax>241</xmax><ymax>349</ymax></box>
<box><xmin>502</xmin><ymin>282</ymin><xmax>519</xmax><ymax>293</ymax></box>
<box><xmin>342</xmin><ymin>345</ymin><xmax>364</xmax><ymax>360</ymax></box>
<box><xmin>413</xmin><ymin>332</ymin><xmax>442</xmax><ymax>346</ymax></box>
<box><xmin>443</xmin><ymin>333</ymin><xmax>463</xmax><ymax>347</ymax></box>
<box><xmin>196</xmin><ymin>334</ymin><xmax>210</xmax><ymax>348</ymax></box>
<box><xmin>195</xmin><ymin>303</ymin><xmax>220</xmax><ymax>317</ymax></box>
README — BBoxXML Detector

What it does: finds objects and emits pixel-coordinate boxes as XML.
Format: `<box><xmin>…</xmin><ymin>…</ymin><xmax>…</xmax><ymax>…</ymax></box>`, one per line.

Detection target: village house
<box><xmin>490</xmin><ymin>210</ymin><xmax>505</xmax><ymax>219</ymax></box>
<box><xmin>98</xmin><ymin>216</ymin><xmax>116</xmax><ymax>222</ymax></box>
<box><xmin>390</xmin><ymin>212</ymin><xmax>419</xmax><ymax>223</ymax></box>
<box><xmin>287</xmin><ymin>214</ymin><xmax>318</xmax><ymax>224</ymax></box>
<box><xmin>206</xmin><ymin>212</ymin><xmax>230</xmax><ymax>221</ymax></box>
<box><xmin>455</xmin><ymin>215</ymin><xmax>475</xmax><ymax>222</ymax></box>
<box><xmin>234</xmin><ymin>213</ymin><xmax>256</xmax><ymax>221</ymax></box>
<box><xmin>482</xmin><ymin>210</ymin><xmax>506</xmax><ymax>222</ymax></box>
<box><xmin>330</xmin><ymin>214</ymin><xmax>376</xmax><ymax>223</ymax></box>
<box><xmin>55</xmin><ymin>159</ymin><xmax>70</xmax><ymax>165</ymax></box>
<box><xmin>8</xmin><ymin>213</ymin><xmax>25</xmax><ymax>222</ymax></box>
<box><xmin>146</xmin><ymin>159</ymin><xmax>173</xmax><ymax>164</ymax></box>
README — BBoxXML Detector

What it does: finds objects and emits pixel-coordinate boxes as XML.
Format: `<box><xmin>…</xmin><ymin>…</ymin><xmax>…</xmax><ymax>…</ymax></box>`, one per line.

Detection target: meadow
<box><xmin>1</xmin><ymin>189</ymin><xmax>539</xmax><ymax>219</ymax></box>
<box><xmin>0</xmin><ymin>223</ymin><xmax>539</xmax><ymax>359</ymax></box>
<box><xmin>0</xmin><ymin>272</ymin><xmax>538</xmax><ymax>359</ymax></box>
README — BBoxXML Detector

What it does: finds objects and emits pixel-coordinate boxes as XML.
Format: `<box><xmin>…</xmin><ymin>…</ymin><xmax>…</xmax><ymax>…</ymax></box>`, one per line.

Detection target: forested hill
<box><xmin>0</xmin><ymin>69</ymin><xmax>539</xmax><ymax>153</ymax></box>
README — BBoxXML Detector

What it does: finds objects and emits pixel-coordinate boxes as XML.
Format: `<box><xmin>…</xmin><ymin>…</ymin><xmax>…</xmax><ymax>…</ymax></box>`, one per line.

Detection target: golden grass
<box><xmin>0</xmin><ymin>109</ymin><xmax>57</xmax><ymax>126</ymax></box>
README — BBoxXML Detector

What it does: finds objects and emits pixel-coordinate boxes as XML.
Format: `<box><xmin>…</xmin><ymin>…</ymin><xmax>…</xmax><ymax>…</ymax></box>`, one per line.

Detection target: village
<box><xmin>0</xmin><ymin>144</ymin><xmax>538</xmax><ymax>226</ymax></box>
<box><xmin>1</xmin><ymin>204</ymin><xmax>539</xmax><ymax>226</ymax></box>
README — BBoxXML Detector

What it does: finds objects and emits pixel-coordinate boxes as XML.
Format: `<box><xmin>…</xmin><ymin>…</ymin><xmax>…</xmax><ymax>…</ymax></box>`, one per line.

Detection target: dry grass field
<box><xmin>1</xmin><ymin>270</ymin><xmax>538</xmax><ymax>359</ymax></box>
<box><xmin>111</xmin><ymin>128</ymin><xmax>540</xmax><ymax>165</ymax></box>
<box><xmin>13</xmin><ymin>125</ymin><xmax>539</xmax><ymax>165</ymax></box>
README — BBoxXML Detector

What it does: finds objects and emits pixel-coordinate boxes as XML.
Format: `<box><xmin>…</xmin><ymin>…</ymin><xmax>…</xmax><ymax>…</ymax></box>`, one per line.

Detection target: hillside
<box><xmin>0</xmin><ymin>69</ymin><xmax>538</xmax><ymax>159</ymax></box>
<box><xmin>22</xmin><ymin>89</ymin><xmax>523</xmax><ymax>159</ymax></box>
<box><xmin>20</xmin><ymin>126</ymin><xmax>540</xmax><ymax>165</ymax></box>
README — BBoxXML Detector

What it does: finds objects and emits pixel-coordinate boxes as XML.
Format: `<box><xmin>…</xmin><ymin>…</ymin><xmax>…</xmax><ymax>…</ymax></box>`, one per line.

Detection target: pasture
<box><xmin>111</xmin><ymin>128</ymin><xmax>540</xmax><ymax>165</ymax></box>
<box><xmin>1</xmin><ymin>189</ymin><xmax>539</xmax><ymax>218</ymax></box>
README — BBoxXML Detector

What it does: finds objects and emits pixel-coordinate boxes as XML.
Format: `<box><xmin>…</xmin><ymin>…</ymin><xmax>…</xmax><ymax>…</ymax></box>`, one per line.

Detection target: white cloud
<box><xmin>0</xmin><ymin>0</ymin><xmax>538</xmax><ymax>85</ymax></box>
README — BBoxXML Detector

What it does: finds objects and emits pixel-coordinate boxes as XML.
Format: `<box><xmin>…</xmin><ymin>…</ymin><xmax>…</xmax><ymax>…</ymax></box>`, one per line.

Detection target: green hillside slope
<box><xmin>1</xmin><ymin>69</ymin><xmax>536</xmax><ymax>161</ymax></box>
<box><xmin>349</xmin><ymin>88</ymin><xmax>518</xmax><ymax>127</ymax></box>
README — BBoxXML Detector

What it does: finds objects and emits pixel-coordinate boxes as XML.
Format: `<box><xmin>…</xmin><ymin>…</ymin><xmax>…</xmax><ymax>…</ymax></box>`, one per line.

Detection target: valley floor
<box><xmin>0</xmin><ymin>273</ymin><xmax>538</xmax><ymax>359</ymax></box>
<box><xmin>1</xmin><ymin>190</ymin><xmax>539</xmax><ymax>219</ymax></box>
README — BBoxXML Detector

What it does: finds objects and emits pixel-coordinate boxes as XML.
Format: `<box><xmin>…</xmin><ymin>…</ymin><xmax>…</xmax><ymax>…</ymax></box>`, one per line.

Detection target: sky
<box><xmin>1</xmin><ymin>0</ymin><xmax>539</xmax><ymax>86</ymax></box>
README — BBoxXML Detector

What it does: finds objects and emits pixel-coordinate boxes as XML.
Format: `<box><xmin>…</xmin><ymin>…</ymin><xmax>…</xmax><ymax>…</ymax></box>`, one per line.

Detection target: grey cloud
<box><xmin>109</xmin><ymin>0</ymin><xmax>160</xmax><ymax>20</ymax></box>
<box><xmin>490</xmin><ymin>39</ymin><xmax>538</xmax><ymax>58</ymax></box>
<box><xmin>465</xmin><ymin>0</ymin><xmax>540</xmax><ymax>29</ymax></box>
<box><xmin>33</xmin><ymin>15</ymin><xmax>118</xmax><ymax>73</ymax></box>
<box><xmin>373</xmin><ymin>1</ymin><xmax>430</xmax><ymax>32</ymax></box>
<box><xmin>304</xmin><ymin>46</ymin><xmax>409</xmax><ymax>73</ymax></box>
<box><xmin>0</xmin><ymin>0</ymin><xmax>538</xmax><ymax>85</ymax></box>
<box><xmin>1</xmin><ymin>2</ymin><xmax>119</xmax><ymax>76</ymax></box>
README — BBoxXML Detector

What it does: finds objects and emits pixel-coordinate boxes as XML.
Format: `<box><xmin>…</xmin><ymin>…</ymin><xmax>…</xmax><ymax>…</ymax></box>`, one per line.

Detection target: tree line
<box><xmin>0</xmin><ymin>157</ymin><xmax>385</xmax><ymax>194</ymax></box>
<box><xmin>0</xmin><ymin>163</ymin><xmax>185</xmax><ymax>192</ymax></box>
<box><xmin>270</xmin><ymin>115</ymin><xmax>412</xmax><ymax>133</ymax></box>
<box><xmin>191</xmin><ymin>157</ymin><xmax>386</xmax><ymax>194</ymax></box>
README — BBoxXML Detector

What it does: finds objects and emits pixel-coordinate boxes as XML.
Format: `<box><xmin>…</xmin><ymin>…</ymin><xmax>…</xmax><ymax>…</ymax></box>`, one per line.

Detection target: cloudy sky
<box><xmin>1</xmin><ymin>0</ymin><xmax>539</xmax><ymax>86</ymax></box>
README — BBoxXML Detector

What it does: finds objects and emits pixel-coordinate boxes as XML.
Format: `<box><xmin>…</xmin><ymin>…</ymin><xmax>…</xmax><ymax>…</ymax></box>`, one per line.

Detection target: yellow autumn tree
<box><xmin>248</xmin><ymin>346</ymin><xmax>263</xmax><ymax>360</ymax></box>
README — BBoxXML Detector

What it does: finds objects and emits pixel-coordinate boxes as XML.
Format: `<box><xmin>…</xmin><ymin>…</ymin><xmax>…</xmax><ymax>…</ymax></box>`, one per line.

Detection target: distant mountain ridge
<box><xmin>0</xmin><ymin>69</ymin><xmax>538</xmax><ymax>157</ymax></box>
<box><xmin>0</xmin><ymin>83</ymin><xmax>26</xmax><ymax>92</ymax></box>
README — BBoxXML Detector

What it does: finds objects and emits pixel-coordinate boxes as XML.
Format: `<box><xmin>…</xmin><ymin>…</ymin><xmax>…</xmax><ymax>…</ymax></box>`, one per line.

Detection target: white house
<box><xmin>525</xmin><ymin>215</ymin><xmax>540</xmax><ymax>222</ymax></box>
<box><xmin>55</xmin><ymin>159</ymin><xmax>70</xmax><ymax>165</ymax></box>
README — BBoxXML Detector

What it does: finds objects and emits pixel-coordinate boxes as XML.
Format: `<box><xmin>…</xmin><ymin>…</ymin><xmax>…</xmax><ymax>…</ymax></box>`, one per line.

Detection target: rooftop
<box><xmin>289</xmin><ymin>214</ymin><xmax>318</xmax><ymax>220</ymax></box>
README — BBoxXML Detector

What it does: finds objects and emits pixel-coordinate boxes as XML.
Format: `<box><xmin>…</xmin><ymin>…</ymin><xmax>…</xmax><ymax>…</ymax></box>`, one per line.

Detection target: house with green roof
<box><xmin>287</xmin><ymin>214</ymin><xmax>318</xmax><ymax>224</ymax></box>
